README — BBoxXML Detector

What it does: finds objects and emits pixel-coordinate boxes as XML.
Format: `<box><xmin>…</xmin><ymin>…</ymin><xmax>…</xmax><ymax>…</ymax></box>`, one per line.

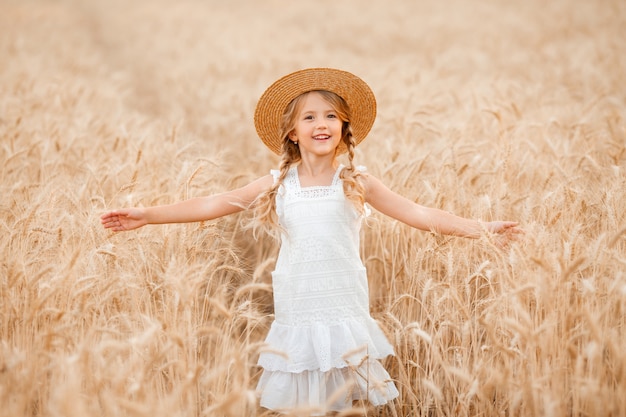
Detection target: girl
<box><xmin>101</xmin><ymin>68</ymin><xmax>523</xmax><ymax>415</ymax></box>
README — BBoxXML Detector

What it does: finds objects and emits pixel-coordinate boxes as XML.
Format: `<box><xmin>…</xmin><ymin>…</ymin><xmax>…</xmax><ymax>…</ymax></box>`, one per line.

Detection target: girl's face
<box><xmin>289</xmin><ymin>92</ymin><xmax>343</xmax><ymax>158</ymax></box>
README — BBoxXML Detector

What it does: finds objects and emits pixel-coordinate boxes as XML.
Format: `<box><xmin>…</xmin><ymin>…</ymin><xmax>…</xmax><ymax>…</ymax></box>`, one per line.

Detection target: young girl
<box><xmin>101</xmin><ymin>68</ymin><xmax>522</xmax><ymax>415</ymax></box>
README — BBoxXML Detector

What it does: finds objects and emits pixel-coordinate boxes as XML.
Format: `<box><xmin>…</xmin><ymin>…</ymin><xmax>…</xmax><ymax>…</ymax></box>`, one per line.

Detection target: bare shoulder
<box><xmin>360</xmin><ymin>172</ymin><xmax>421</xmax><ymax>220</ymax></box>
<box><xmin>359</xmin><ymin>172</ymin><xmax>390</xmax><ymax>198</ymax></box>
<box><xmin>221</xmin><ymin>173</ymin><xmax>274</xmax><ymax>205</ymax></box>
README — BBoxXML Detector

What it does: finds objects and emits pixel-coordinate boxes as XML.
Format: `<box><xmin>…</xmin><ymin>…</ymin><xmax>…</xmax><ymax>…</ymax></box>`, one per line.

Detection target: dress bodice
<box><xmin>273</xmin><ymin>164</ymin><xmax>363</xmax><ymax>270</ymax></box>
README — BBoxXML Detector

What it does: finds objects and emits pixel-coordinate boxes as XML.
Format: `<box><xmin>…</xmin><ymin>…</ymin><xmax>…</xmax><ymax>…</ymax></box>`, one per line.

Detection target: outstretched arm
<box><xmin>363</xmin><ymin>173</ymin><xmax>523</xmax><ymax>242</ymax></box>
<box><xmin>101</xmin><ymin>174</ymin><xmax>274</xmax><ymax>232</ymax></box>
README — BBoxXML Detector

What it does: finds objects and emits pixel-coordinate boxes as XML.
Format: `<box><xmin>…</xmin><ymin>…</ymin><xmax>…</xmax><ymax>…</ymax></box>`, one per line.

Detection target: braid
<box><xmin>340</xmin><ymin>130</ymin><xmax>366</xmax><ymax>215</ymax></box>
<box><xmin>252</xmin><ymin>134</ymin><xmax>300</xmax><ymax>238</ymax></box>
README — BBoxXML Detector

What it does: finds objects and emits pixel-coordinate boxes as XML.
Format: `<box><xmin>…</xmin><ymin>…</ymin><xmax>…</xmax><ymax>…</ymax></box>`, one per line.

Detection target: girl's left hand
<box><xmin>484</xmin><ymin>221</ymin><xmax>525</xmax><ymax>248</ymax></box>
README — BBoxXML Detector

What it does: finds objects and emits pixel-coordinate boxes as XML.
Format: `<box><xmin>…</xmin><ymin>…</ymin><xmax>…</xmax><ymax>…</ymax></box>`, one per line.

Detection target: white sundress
<box><xmin>256</xmin><ymin>164</ymin><xmax>399</xmax><ymax>415</ymax></box>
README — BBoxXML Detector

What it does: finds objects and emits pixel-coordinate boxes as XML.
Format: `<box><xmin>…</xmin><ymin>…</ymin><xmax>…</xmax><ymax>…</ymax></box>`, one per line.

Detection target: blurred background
<box><xmin>1</xmin><ymin>0</ymin><xmax>625</xmax><ymax>416</ymax></box>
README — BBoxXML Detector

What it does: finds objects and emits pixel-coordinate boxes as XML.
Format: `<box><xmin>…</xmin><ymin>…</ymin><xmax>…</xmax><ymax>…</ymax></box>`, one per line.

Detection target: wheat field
<box><xmin>1</xmin><ymin>0</ymin><xmax>625</xmax><ymax>416</ymax></box>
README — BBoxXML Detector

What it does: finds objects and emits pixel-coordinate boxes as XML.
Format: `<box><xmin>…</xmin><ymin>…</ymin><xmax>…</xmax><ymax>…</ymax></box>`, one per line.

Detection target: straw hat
<box><xmin>254</xmin><ymin>68</ymin><xmax>376</xmax><ymax>155</ymax></box>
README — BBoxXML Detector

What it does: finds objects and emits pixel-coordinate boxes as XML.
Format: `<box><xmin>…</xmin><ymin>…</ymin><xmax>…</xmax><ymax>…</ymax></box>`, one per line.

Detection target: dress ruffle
<box><xmin>257</xmin><ymin>359</ymin><xmax>399</xmax><ymax>415</ymax></box>
<box><xmin>258</xmin><ymin>318</ymin><xmax>394</xmax><ymax>373</ymax></box>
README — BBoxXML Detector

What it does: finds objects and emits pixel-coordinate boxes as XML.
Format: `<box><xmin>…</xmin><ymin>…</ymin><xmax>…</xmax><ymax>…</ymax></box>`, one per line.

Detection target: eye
<box><xmin>327</xmin><ymin>113</ymin><xmax>337</xmax><ymax>119</ymax></box>
<box><xmin>304</xmin><ymin>115</ymin><xmax>314</xmax><ymax>120</ymax></box>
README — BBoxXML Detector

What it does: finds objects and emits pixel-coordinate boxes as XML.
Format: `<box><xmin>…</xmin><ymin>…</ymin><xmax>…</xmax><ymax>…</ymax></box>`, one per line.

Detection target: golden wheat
<box><xmin>1</xmin><ymin>0</ymin><xmax>625</xmax><ymax>416</ymax></box>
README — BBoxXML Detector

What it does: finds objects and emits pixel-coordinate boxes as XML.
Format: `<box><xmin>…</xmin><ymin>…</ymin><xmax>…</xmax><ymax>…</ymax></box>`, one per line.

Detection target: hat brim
<box><xmin>254</xmin><ymin>68</ymin><xmax>376</xmax><ymax>155</ymax></box>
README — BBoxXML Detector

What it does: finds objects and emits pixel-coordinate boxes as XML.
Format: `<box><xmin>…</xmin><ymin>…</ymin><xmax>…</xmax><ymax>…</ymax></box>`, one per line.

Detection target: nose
<box><xmin>315</xmin><ymin>118</ymin><xmax>328</xmax><ymax>129</ymax></box>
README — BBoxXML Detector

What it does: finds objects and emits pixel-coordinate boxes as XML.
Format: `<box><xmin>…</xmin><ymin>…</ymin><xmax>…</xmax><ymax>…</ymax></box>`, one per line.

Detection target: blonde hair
<box><xmin>253</xmin><ymin>90</ymin><xmax>365</xmax><ymax>237</ymax></box>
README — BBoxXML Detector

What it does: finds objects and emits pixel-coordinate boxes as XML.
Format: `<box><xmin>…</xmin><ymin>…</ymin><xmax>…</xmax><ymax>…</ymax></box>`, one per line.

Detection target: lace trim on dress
<box><xmin>285</xmin><ymin>164</ymin><xmax>344</xmax><ymax>199</ymax></box>
<box><xmin>271</xmin><ymin>164</ymin><xmax>373</xmax><ymax>219</ymax></box>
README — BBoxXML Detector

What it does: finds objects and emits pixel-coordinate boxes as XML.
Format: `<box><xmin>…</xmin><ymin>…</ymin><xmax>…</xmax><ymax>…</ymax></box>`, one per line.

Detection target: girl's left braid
<box><xmin>340</xmin><ymin>132</ymin><xmax>365</xmax><ymax>214</ymax></box>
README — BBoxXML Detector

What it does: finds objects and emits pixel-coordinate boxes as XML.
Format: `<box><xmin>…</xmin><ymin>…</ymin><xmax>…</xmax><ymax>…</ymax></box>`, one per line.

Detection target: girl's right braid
<box><xmin>267</xmin><ymin>141</ymin><xmax>297</xmax><ymax>225</ymax></box>
<box><xmin>250</xmin><ymin>140</ymin><xmax>296</xmax><ymax>238</ymax></box>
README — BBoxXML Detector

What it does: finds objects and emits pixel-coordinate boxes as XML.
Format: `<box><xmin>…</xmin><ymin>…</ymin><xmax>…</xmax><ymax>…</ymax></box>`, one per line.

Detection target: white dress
<box><xmin>256</xmin><ymin>164</ymin><xmax>399</xmax><ymax>415</ymax></box>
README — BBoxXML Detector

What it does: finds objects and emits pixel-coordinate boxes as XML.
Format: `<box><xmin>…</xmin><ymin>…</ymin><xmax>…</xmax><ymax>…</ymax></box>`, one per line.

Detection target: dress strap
<box><xmin>331</xmin><ymin>164</ymin><xmax>345</xmax><ymax>186</ymax></box>
<box><xmin>270</xmin><ymin>169</ymin><xmax>280</xmax><ymax>184</ymax></box>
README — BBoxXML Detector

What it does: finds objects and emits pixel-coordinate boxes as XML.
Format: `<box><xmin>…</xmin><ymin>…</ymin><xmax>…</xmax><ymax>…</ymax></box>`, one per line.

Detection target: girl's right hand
<box><xmin>484</xmin><ymin>220</ymin><xmax>525</xmax><ymax>248</ymax></box>
<box><xmin>100</xmin><ymin>208</ymin><xmax>148</xmax><ymax>232</ymax></box>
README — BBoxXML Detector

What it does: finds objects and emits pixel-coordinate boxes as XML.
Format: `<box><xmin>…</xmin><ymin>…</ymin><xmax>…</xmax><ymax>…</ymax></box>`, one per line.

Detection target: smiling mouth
<box><xmin>313</xmin><ymin>135</ymin><xmax>330</xmax><ymax>141</ymax></box>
